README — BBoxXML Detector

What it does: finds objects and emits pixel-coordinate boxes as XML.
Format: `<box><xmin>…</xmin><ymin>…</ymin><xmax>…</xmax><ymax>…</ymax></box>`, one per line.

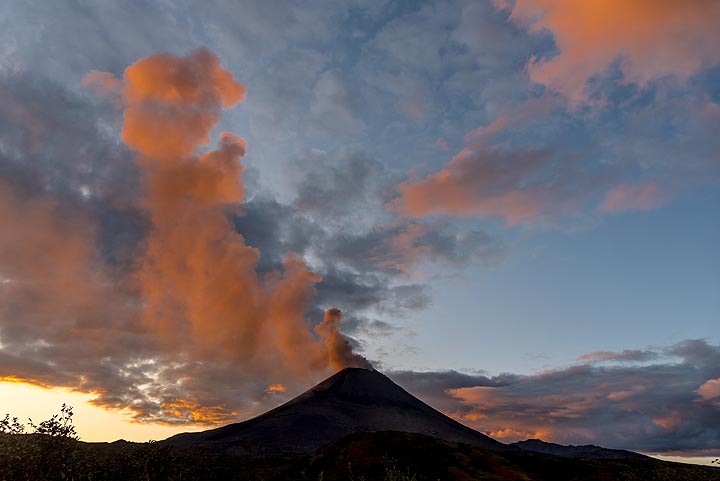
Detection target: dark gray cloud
<box><xmin>293</xmin><ymin>148</ymin><xmax>396</xmax><ymax>223</ymax></box>
<box><xmin>309</xmin><ymin>69</ymin><xmax>366</xmax><ymax>136</ymax></box>
<box><xmin>388</xmin><ymin>369</ymin><xmax>517</xmax><ymax>411</ymax></box>
<box><xmin>400</xmin><ymin>340</ymin><xmax>720</xmax><ymax>455</ymax></box>
<box><xmin>0</xmin><ymin>72</ymin><xmax>134</xmax><ymax>199</ymax></box>
<box><xmin>233</xmin><ymin>196</ymin><xmax>435</xmax><ymax>320</ymax></box>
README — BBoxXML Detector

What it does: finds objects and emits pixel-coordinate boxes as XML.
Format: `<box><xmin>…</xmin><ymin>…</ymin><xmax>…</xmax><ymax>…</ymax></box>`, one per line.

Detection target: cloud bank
<box><xmin>393</xmin><ymin>340</ymin><xmax>720</xmax><ymax>456</ymax></box>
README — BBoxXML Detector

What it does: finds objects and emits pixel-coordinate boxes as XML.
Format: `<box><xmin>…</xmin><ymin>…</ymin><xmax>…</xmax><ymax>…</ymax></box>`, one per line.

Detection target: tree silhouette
<box><xmin>27</xmin><ymin>403</ymin><xmax>79</xmax><ymax>439</ymax></box>
<box><xmin>0</xmin><ymin>414</ymin><xmax>25</xmax><ymax>435</ymax></box>
<box><xmin>1</xmin><ymin>404</ymin><xmax>78</xmax><ymax>439</ymax></box>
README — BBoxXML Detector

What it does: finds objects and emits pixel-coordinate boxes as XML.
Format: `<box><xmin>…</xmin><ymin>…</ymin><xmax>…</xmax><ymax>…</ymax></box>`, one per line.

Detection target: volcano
<box><xmin>163</xmin><ymin>367</ymin><xmax>507</xmax><ymax>454</ymax></box>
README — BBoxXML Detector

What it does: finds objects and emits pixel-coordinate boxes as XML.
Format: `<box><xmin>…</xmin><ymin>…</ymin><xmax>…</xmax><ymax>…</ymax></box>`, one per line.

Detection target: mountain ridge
<box><xmin>511</xmin><ymin>438</ymin><xmax>649</xmax><ymax>460</ymax></box>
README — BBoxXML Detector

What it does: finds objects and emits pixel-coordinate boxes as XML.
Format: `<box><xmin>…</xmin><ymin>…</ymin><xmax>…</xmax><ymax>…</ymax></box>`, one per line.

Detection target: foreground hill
<box><xmin>2</xmin><ymin>430</ymin><xmax>719</xmax><ymax>481</ymax></box>
<box><xmin>306</xmin><ymin>431</ymin><xmax>720</xmax><ymax>481</ymax></box>
<box><xmin>162</xmin><ymin>367</ymin><xmax>506</xmax><ymax>454</ymax></box>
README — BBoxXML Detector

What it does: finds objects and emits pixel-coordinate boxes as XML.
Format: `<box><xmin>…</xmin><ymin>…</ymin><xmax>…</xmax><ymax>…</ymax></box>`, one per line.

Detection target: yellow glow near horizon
<box><xmin>649</xmin><ymin>455</ymin><xmax>719</xmax><ymax>467</ymax></box>
<box><xmin>0</xmin><ymin>380</ymin><xmax>200</xmax><ymax>442</ymax></box>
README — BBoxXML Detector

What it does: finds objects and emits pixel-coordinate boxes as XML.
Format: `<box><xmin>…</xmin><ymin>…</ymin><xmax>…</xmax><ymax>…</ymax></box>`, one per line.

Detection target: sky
<box><xmin>0</xmin><ymin>0</ymin><xmax>718</xmax><ymax>463</ymax></box>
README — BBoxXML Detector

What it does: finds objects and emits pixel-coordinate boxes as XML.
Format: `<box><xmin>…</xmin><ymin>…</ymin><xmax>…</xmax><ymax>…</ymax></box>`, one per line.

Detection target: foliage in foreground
<box><xmin>2</xmin><ymin>431</ymin><xmax>719</xmax><ymax>481</ymax></box>
<box><xmin>1</xmin><ymin>408</ymin><xmax>718</xmax><ymax>481</ymax></box>
<box><xmin>1</xmin><ymin>404</ymin><xmax>77</xmax><ymax>439</ymax></box>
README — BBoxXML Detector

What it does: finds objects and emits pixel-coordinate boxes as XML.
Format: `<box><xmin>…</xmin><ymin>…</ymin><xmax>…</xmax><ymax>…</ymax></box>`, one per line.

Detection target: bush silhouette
<box><xmin>27</xmin><ymin>403</ymin><xmax>78</xmax><ymax>439</ymax></box>
<box><xmin>0</xmin><ymin>415</ymin><xmax>25</xmax><ymax>435</ymax></box>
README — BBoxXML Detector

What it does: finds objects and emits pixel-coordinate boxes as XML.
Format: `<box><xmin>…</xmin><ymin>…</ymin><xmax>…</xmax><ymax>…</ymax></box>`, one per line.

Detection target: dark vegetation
<box><xmin>1</xmin><ymin>408</ymin><xmax>718</xmax><ymax>481</ymax></box>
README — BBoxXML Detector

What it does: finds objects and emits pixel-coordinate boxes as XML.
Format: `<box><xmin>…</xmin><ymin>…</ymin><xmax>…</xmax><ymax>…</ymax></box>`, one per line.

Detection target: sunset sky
<box><xmin>1</xmin><ymin>0</ymin><xmax>719</xmax><ymax>463</ymax></box>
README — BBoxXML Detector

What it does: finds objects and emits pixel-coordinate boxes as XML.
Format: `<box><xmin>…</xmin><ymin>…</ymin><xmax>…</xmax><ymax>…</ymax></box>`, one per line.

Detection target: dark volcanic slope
<box><xmin>512</xmin><ymin>439</ymin><xmax>649</xmax><ymax>460</ymax></box>
<box><xmin>162</xmin><ymin>367</ymin><xmax>507</xmax><ymax>454</ymax></box>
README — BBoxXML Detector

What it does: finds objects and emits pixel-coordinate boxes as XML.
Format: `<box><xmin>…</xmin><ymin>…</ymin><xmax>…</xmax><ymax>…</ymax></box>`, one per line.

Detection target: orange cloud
<box><xmin>606</xmin><ymin>386</ymin><xmax>647</xmax><ymax>402</ymax></box>
<box><xmin>446</xmin><ymin>386</ymin><xmax>564</xmax><ymax>443</ymax></box>
<box><xmin>449</xmin><ymin>411</ymin><xmax>486</xmax><ymax>422</ymax></box>
<box><xmin>652</xmin><ymin>411</ymin><xmax>682</xmax><ymax>432</ymax></box>
<box><xmin>161</xmin><ymin>398</ymin><xmax>238</xmax><ymax>424</ymax></box>
<box><xmin>391</xmin><ymin>89</ymin><xmax>595</xmax><ymax>224</ymax></box>
<box><xmin>390</xmin><ymin>93</ymin><xmax>594</xmax><ymax>224</ymax></box>
<box><xmin>266</xmin><ymin>384</ymin><xmax>288</xmax><ymax>395</ymax></box>
<box><xmin>315</xmin><ymin>308</ymin><xmax>372</xmax><ymax>372</ymax></box>
<box><xmin>599</xmin><ymin>181</ymin><xmax>668</xmax><ymax>213</ymax></box>
<box><xmin>488</xmin><ymin>428</ymin><xmax>550</xmax><ymax>442</ymax></box>
<box><xmin>372</xmin><ymin>221</ymin><xmax>434</xmax><ymax>273</ymax></box>
<box><xmin>445</xmin><ymin>377</ymin><xmax>650</xmax><ymax>446</ymax></box>
<box><xmin>0</xmin><ymin>181</ymin><xmax>133</xmax><ymax>355</ymax></box>
<box><xmin>696</xmin><ymin>378</ymin><xmax>720</xmax><ymax>404</ymax></box>
<box><xmin>393</xmin><ymin>142</ymin><xmax>583</xmax><ymax>225</ymax></box>
<box><xmin>92</xmin><ymin>49</ymin><xmax>370</xmax><ymax>387</ymax></box>
<box><xmin>503</xmin><ymin>0</ymin><xmax>720</xmax><ymax>100</ymax></box>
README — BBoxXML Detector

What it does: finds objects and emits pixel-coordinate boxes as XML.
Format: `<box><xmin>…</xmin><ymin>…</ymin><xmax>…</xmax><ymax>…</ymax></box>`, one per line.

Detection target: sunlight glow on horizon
<box><xmin>0</xmin><ymin>380</ymin><xmax>200</xmax><ymax>442</ymax></box>
<box><xmin>649</xmin><ymin>455</ymin><xmax>719</xmax><ymax>468</ymax></box>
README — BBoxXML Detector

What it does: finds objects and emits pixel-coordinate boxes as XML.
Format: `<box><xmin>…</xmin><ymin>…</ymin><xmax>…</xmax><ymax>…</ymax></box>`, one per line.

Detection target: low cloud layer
<box><xmin>393</xmin><ymin>340</ymin><xmax>720</xmax><ymax>456</ymax></box>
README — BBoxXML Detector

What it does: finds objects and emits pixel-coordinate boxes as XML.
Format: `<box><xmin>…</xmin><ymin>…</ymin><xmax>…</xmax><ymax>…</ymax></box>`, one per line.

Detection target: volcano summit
<box><xmin>163</xmin><ymin>367</ymin><xmax>506</xmax><ymax>454</ymax></box>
